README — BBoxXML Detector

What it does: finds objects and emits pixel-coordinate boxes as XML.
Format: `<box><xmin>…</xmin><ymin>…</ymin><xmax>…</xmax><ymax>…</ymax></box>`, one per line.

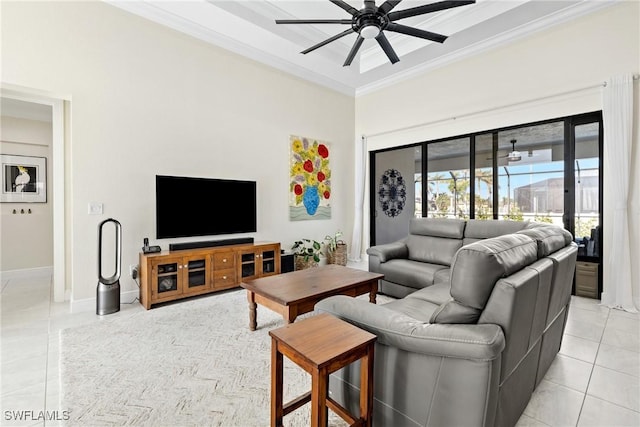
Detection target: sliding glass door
<box><xmin>370</xmin><ymin>111</ymin><xmax>603</xmax><ymax>293</ymax></box>
<box><xmin>371</xmin><ymin>145</ymin><xmax>421</xmax><ymax>245</ymax></box>
<box><xmin>496</xmin><ymin>121</ymin><xmax>565</xmax><ymax>225</ymax></box>
<box><xmin>425</xmin><ymin>138</ymin><xmax>470</xmax><ymax>218</ymax></box>
<box><xmin>572</xmin><ymin>121</ymin><xmax>601</xmax><ymax>246</ymax></box>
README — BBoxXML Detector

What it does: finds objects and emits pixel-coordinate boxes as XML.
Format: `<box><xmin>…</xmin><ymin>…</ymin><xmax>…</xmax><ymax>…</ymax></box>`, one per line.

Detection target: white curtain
<box><xmin>349</xmin><ymin>136</ymin><xmax>367</xmax><ymax>261</ymax></box>
<box><xmin>601</xmin><ymin>74</ymin><xmax>638</xmax><ymax>312</ymax></box>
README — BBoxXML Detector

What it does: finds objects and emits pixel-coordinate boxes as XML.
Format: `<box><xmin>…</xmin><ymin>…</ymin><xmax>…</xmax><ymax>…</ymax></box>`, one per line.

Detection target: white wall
<box><xmin>355</xmin><ymin>2</ymin><xmax>640</xmax><ymax>306</ymax></box>
<box><xmin>0</xmin><ymin>116</ymin><xmax>53</xmax><ymax>272</ymax></box>
<box><xmin>1</xmin><ymin>1</ymin><xmax>355</xmax><ymax>305</ymax></box>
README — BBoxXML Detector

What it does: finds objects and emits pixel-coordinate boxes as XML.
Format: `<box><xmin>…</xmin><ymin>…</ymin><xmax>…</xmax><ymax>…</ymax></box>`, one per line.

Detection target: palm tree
<box><xmin>427</xmin><ymin>173</ymin><xmax>447</xmax><ymax>214</ymax></box>
<box><xmin>447</xmin><ymin>170</ymin><xmax>470</xmax><ymax>218</ymax></box>
<box><xmin>475</xmin><ymin>169</ymin><xmax>493</xmax><ymax>199</ymax></box>
<box><xmin>428</xmin><ymin>173</ymin><xmax>446</xmax><ymax>196</ymax></box>
<box><xmin>475</xmin><ymin>169</ymin><xmax>493</xmax><ymax>218</ymax></box>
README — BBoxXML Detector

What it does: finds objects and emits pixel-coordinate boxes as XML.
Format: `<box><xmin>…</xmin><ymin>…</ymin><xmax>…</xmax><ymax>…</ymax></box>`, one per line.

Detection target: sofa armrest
<box><xmin>366</xmin><ymin>241</ymin><xmax>408</xmax><ymax>263</ymax></box>
<box><xmin>315</xmin><ymin>296</ymin><xmax>505</xmax><ymax>360</ymax></box>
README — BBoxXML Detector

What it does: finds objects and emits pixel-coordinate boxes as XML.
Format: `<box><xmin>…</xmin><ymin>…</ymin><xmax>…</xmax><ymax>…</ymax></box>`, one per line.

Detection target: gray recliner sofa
<box><xmin>315</xmin><ymin>218</ymin><xmax>577</xmax><ymax>427</ymax></box>
<box><xmin>367</xmin><ymin>218</ymin><xmax>533</xmax><ymax>298</ymax></box>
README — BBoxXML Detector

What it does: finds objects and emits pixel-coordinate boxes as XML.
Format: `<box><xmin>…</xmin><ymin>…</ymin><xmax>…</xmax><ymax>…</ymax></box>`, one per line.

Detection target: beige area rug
<box><xmin>61</xmin><ymin>289</ymin><xmax>383</xmax><ymax>427</ymax></box>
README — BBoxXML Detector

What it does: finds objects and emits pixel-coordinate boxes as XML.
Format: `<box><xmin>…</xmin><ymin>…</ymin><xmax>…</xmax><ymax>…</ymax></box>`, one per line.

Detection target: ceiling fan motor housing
<box><xmin>353</xmin><ymin>10</ymin><xmax>389</xmax><ymax>38</ymax></box>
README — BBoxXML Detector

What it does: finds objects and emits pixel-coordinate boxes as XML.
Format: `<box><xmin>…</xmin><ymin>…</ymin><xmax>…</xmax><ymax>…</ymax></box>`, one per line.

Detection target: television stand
<box><xmin>139</xmin><ymin>241</ymin><xmax>281</xmax><ymax>309</ymax></box>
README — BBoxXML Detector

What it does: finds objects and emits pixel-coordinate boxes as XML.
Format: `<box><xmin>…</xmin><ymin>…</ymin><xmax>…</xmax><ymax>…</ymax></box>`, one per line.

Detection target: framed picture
<box><xmin>1</xmin><ymin>154</ymin><xmax>47</xmax><ymax>203</ymax></box>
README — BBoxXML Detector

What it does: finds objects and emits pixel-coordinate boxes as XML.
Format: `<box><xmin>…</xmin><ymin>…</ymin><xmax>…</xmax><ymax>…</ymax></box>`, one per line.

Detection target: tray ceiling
<box><xmin>107</xmin><ymin>1</ymin><xmax>616</xmax><ymax>95</ymax></box>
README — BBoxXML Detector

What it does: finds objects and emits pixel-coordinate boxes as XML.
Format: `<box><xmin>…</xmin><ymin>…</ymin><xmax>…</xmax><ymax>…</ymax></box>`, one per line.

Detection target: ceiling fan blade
<box><xmin>378</xmin><ymin>0</ymin><xmax>403</xmax><ymax>14</ymax></box>
<box><xmin>276</xmin><ymin>19</ymin><xmax>352</xmax><ymax>25</ymax></box>
<box><xmin>301</xmin><ymin>28</ymin><xmax>355</xmax><ymax>54</ymax></box>
<box><xmin>388</xmin><ymin>0</ymin><xmax>475</xmax><ymax>21</ymax></box>
<box><xmin>343</xmin><ymin>36</ymin><xmax>364</xmax><ymax>66</ymax></box>
<box><xmin>375</xmin><ymin>32</ymin><xmax>400</xmax><ymax>64</ymax></box>
<box><xmin>386</xmin><ymin>23</ymin><xmax>447</xmax><ymax>43</ymax></box>
<box><xmin>329</xmin><ymin>0</ymin><xmax>359</xmax><ymax>16</ymax></box>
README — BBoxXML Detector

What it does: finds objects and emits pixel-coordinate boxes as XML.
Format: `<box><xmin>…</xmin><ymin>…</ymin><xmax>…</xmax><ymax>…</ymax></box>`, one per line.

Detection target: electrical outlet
<box><xmin>130</xmin><ymin>265</ymin><xmax>139</xmax><ymax>279</ymax></box>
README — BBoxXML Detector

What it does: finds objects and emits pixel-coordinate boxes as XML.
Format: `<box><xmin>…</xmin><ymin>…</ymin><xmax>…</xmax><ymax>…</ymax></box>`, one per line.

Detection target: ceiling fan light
<box><xmin>508</xmin><ymin>151</ymin><xmax>521</xmax><ymax>162</ymax></box>
<box><xmin>360</xmin><ymin>25</ymin><xmax>380</xmax><ymax>39</ymax></box>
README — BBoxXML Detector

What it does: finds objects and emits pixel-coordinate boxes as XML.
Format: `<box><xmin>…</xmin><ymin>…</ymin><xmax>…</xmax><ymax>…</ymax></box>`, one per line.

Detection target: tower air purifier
<box><xmin>96</xmin><ymin>218</ymin><xmax>122</xmax><ymax>315</ymax></box>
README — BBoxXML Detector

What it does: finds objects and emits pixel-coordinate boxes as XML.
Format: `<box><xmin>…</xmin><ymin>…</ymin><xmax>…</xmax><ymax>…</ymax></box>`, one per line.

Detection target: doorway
<box><xmin>1</xmin><ymin>87</ymin><xmax>66</xmax><ymax>302</ymax></box>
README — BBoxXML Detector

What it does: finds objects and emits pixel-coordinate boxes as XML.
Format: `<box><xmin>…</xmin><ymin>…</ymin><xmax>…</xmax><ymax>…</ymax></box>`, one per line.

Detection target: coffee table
<box><xmin>240</xmin><ymin>264</ymin><xmax>383</xmax><ymax>331</ymax></box>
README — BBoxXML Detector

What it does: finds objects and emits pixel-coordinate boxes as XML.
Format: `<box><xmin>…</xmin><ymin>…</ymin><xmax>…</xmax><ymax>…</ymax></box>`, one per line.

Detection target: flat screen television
<box><xmin>155</xmin><ymin>175</ymin><xmax>257</xmax><ymax>239</ymax></box>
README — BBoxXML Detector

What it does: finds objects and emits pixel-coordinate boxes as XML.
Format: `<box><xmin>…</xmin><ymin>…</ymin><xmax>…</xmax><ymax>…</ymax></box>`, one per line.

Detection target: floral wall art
<box><xmin>289</xmin><ymin>135</ymin><xmax>331</xmax><ymax>221</ymax></box>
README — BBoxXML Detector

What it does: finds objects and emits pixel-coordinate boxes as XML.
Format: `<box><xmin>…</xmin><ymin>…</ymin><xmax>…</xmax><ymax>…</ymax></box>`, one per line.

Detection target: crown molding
<box><xmin>105</xmin><ymin>1</ymin><xmax>619</xmax><ymax>99</ymax></box>
<box><xmin>105</xmin><ymin>1</ymin><xmax>357</xmax><ymax>96</ymax></box>
<box><xmin>355</xmin><ymin>1</ymin><xmax>618</xmax><ymax>97</ymax></box>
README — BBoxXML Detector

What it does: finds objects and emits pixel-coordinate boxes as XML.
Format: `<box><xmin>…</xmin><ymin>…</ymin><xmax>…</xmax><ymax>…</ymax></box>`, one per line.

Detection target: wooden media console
<box><xmin>139</xmin><ymin>241</ymin><xmax>281</xmax><ymax>309</ymax></box>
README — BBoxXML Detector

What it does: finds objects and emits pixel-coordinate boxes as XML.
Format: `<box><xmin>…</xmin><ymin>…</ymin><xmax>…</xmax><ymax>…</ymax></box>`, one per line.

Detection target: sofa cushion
<box><xmin>433</xmin><ymin>268</ymin><xmax>451</xmax><ymax>286</ymax></box>
<box><xmin>382</xmin><ymin>297</ymin><xmax>440</xmax><ymax>322</ymax></box>
<box><xmin>463</xmin><ymin>219</ymin><xmax>528</xmax><ymax>246</ymax></box>
<box><xmin>378</xmin><ymin>259</ymin><xmax>448</xmax><ymax>290</ymax></box>
<box><xmin>431</xmin><ymin>234</ymin><xmax>538</xmax><ymax>324</ymax></box>
<box><xmin>406</xmin><ymin>282</ymin><xmax>452</xmax><ymax>306</ymax></box>
<box><xmin>517</xmin><ymin>226</ymin><xmax>573</xmax><ymax>257</ymax></box>
<box><xmin>409</xmin><ymin>217</ymin><xmax>466</xmax><ymax>238</ymax></box>
<box><xmin>429</xmin><ymin>300</ymin><xmax>481</xmax><ymax>324</ymax></box>
<box><xmin>406</xmin><ymin>235</ymin><xmax>462</xmax><ymax>266</ymax></box>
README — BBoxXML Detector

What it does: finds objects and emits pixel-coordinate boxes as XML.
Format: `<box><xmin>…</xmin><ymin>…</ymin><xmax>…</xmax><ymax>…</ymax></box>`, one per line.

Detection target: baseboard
<box><xmin>70</xmin><ymin>289</ymin><xmax>140</xmax><ymax>313</ymax></box>
<box><xmin>0</xmin><ymin>266</ymin><xmax>53</xmax><ymax>280</ymax></box>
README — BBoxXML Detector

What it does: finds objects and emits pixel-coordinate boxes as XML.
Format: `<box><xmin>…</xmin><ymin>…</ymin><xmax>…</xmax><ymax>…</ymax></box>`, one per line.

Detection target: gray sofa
<box><xmin>367</xmin><ymin>218</ymin><xmax>535</xmax><ymax>298</ymax></box>
<box><xmin>315</xmin><ymin>218</ymin><xmax>577</xmax><ymax>427</ymax></box>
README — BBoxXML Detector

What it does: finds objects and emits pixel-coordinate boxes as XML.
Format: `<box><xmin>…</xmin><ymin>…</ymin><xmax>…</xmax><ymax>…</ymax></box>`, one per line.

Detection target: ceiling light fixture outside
<box><xmin>508</xmin><ymin>151</ymin><xmax>522</xmax><ymax>162</ymax></box>
<box><xmin>507</xmin><ymin>139</ymin><xmax>521</xmax><ymax>162</ymax></box>
<box><xmin>360</xmin><ymin>24</ymin><xmax>380</xmax><ymax>39</ymax></box>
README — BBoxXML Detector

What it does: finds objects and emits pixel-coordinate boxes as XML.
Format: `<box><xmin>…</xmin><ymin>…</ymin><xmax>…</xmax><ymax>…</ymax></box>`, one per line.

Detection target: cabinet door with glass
<box><xmin>181</xmin><ymin>254</ymin><xmax>211</xmax><ymax>296</ymax></box>
<box><xmin>258</xmin><ymin>246</ymin><xmax>279</xmax><ymax>277</ymax></box>
<box><xmin>149</xmin><ymin>254</ymin><xmax>210</xmax><ymax>300</ymax></box>
<box><xmin>149</xmin><ymin>256</ymin><xmax>185</xmax><ymax>301</ymax></box>
<box><xmin>238</xmin><ymin>244</ymin><xmax>281</xmax><ymax>281</ymax></box>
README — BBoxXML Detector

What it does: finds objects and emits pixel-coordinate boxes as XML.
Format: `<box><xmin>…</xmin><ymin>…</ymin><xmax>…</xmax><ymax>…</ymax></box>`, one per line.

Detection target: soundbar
<box><xmin>169</xmin><ymin>237</ymin><xmax>254</xmax><ymax>251</ymax></box>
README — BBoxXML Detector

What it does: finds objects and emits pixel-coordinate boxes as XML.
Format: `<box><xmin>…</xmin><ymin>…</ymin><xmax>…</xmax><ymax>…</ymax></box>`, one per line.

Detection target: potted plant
<box><xmin>291</xmin><ymin>238</ymin><xmax>322</xmax><ymax>270</ymax></box>
<box><xmin>324</xmin><ymin>231</ymin><xmax>347</xmax><ymax>266</ymax></box>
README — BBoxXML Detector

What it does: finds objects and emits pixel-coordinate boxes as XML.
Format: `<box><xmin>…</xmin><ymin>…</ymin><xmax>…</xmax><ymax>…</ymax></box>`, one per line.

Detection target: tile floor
<box><xmin>1</xmin><ymin>265</ymin><xmax>639</xmax><ymax>427</ymax></box>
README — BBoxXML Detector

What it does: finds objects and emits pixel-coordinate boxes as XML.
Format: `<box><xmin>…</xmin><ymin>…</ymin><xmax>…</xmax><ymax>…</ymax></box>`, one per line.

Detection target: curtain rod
<box><xmin>364</xmin><ymin>74</ymin><xmax>639</xmax><ymax>140</ymax></box>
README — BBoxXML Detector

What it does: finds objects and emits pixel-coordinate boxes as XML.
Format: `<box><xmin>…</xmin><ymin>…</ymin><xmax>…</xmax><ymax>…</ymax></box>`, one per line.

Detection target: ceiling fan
<box><xmin>488</xmin><ymin>139</ymin><xmax>522</xmax><ymax>162</ymax></box>
<box><xmin>503</xmin><ymin>139</ymin><xmax>522</xmax><ymax>162</ymax></box>
<box><xmin>275</xmin><ymin>0</ymin><xmax>475</xmax><ymax>66</ymax></box>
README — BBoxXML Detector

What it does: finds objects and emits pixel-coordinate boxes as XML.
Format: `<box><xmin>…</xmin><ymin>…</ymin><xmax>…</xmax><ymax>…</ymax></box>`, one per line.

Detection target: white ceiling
<box><xmin>106</xmin><ymin>0</ymin><xmax>616</xmax><ymax>96</ymax></box>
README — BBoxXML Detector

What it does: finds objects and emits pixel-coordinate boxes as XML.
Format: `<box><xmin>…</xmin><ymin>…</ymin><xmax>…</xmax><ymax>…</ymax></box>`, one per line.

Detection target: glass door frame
<box><xmin>566</xmin><ymin>112</ymin><xmax>604</xmax><ymax>296</ymax></box>
<box><xmin>564</xmin><ymin>112</ymin><xmax>603</xmax><ymax>237</ymax></box>
<box><xmin>370</xmin><ymin>111</ymin><xmax>604</xmax><ymax>295</ymax></box>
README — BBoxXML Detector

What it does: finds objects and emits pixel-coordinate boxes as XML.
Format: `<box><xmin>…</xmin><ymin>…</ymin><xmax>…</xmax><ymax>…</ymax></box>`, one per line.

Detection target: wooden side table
<box><xmin>269</xmin><ymin>313</ymin><xmax>377</xmax><ymax>427</ymax></box>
